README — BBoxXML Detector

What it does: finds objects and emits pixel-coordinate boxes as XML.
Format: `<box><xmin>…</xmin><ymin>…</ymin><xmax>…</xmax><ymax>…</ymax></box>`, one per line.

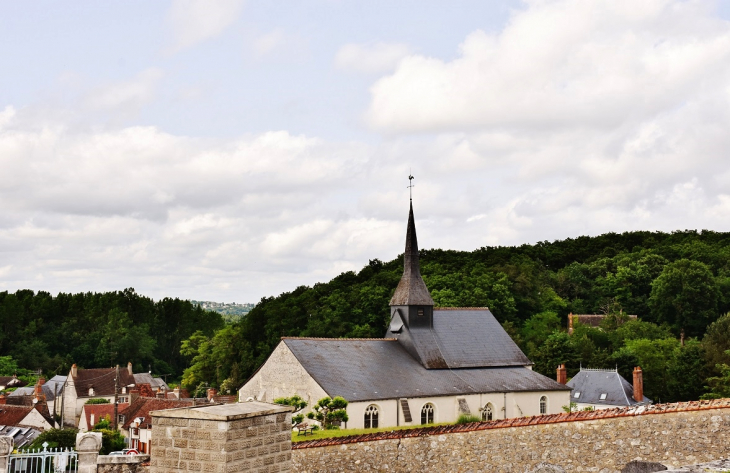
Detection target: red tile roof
<box><xmin>0</xmin><ymin>405</ymin><xmax>34</xmax><ymax>427</ymax></box>
<box><xmin>135</xmin><ymin>383</ymin><xmax>155</xmax><ymax>398</ymax></box>
<box><xmin>73</xmin><ymin>368</ymin><xmax>136</xmax><ymax>397</ymax></box>
<box><xmin>120</xmin><ymin>397</ymin><xmax>193</xmax><ymax>430</ymax></box>
<box><xmin>82</xmin><ymin>403</ymin><xmax>128</xmax><ymax>429</ymax></box>
<box><xmin>292</xmin><ymin>398</ymin><xmax>730</xmax><ymax>450</ymax></box>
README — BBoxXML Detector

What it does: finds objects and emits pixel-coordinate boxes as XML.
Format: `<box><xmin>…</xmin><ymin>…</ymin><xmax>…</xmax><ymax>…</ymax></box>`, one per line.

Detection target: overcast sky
<box><xmin>2</xmin><ymin>0</ymin><xmax>730</xmax><ymax>303</ymax></box>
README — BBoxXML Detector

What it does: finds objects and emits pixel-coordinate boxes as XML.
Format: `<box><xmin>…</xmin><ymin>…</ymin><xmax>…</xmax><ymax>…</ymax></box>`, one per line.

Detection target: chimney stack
<box><xmin>71</xmin><ymin>364</ymin><xmax>78</xmax><ymax>378</ymax></box>
<box><xmin>155</xmin><ymin>389</ymin><xmax>164</xmax><ymax>399</ymax></box>
<box><xmin>174</xmin><ymin>387</ymin><xmax>180</xmax><ymax>399</ymax></box>
<box><xmin>127</xmin><ymin>362</ymin><xmax>133</xmax><ymax>376</ymax></box>
<box><xmin>633</xmin><ymin>366</ymin><xmax>644</xmax><ymax>402</ymax></box>
<box><xmin>0</xmin><ymin>394</ymin><xmax>6</xmax><ymax>405</ymax></box>
<box><xmin>34</xmin><ymin>378</ymin><xmax>45</xmax><ymax>399</ymax></box>
<box><xmin>130</xmin><ymin>389</ymin><xmax>140</xmax><ymax>404</ymax></box>
<box><xmin>556</xmin><ymin>364</ymin><xmax>567</xmax><ymax>384</ymax></box>
<box><xmin>207</xmin><ymin>388</ymin><xmax>217</xmax><ymax>401</ymax></box>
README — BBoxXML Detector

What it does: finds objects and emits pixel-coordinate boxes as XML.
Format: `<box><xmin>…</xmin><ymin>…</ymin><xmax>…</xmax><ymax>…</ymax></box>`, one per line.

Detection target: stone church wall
<box><xmin>291</xmin><ymin>400</ymin><xmax>730</xmax><ymax>472</ymax></box>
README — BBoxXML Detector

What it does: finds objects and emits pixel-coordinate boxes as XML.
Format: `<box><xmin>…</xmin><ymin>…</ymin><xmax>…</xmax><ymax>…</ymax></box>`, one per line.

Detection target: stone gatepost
<box><xmin>0</xmin><ymin>436</ymin><xmax>13</xmax><ymax>473</ymax></box>
<box><xmin>150</xmin><ymin>401</ymin><xmax>293</xmax><ymax>473</ymax></box>
<box><xmin>76</xmin><ymin>432</ymin><xmax>103</xmax><ymax>473</ymax></box>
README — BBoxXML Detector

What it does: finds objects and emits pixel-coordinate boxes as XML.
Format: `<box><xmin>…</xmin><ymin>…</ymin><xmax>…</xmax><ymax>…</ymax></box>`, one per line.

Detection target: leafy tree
<box><xmin>666</xmin><ymin>340</ymin><xmax>707</xmax><ymax>402</ymax></box>
<box><xmin>29</xmin><ymin>429</ymin><xmax>78</xmax><ymax>450</ymax></box>
<box><xmin>649</xmin><ymin>259</ymin><xmax>720</xmax><ymax>337</ymax></box>
<box><xmin>701</xmin><ymin>312</ymin><xmax>730</xmax><ymax>374</ymax></box>
<box><xmin>94</xmin><ymin>429</ymin><xmax>126</xmax><ymax>455</ymax></box>
<box><xmin>533</xmin><ymin>332</ymin><xmax>579</xmax><ymax>377</ymax></box>
<box><xmin>701</xmin><ymin>350</ymin><xmax>730</xmax><ymax>400</ymax></box>
<box><xmin>521</xmin><ymin>311</ymin><xmax>561</xmax><ymax>359</ymax></box>
<box><xmin>93</xmin><ymin>414</ymin><xmax>112</xmax><ymax>430</ymax></box>
<box><xmin>274</xmin><ymin>395</ymin><xmax>308</xmax><ymax>425</ymax></box>
<box><xmin>306</xmin><ymin>396</ymin><xmax>348</xmax><ymax>429</ymax></box>
<box><xmin>620</xmin><ymin>338</ymin><xmax>679</xmax><ymax>402</ymax></box>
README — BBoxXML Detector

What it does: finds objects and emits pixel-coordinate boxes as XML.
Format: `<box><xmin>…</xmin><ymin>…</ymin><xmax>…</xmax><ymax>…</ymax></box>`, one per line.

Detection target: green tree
<box><xmin>533</xmin><ymin>332</ymin><xmax>579</xmax><ymax>377</ymax></box>
<box><xmin>274</xmin><ymin>395</ymin><xmax>308</xmax><ymax>425</ymax></box>
<box><xmin>306</xmin><ymin>396</ymin><xmax>349</xmax><ymax>429</ymax></box>
<box><xmin>648</xmin><ymin>259</ymin><xmax>720</xmax><ymax>337</ymax></box>
<box><xmin>29</xmin><ymin>429</ymin><xmax>78</xmax><ymax>450</ymax></box>
<box><xmin>666</xmin><ymin>340</ymin><xmax>707</xmax><ymax>402</ymax></box>
<box><xmin>621</xmin><ymin>338</ymin><xmax>679</xmax><ymax>402</ymax></box>
<box><xmin>701</xmin><ymin>312</ymin><xmax>730</xmax><ymax>374</ymax></box>
<box><xmin>521</xmin><ymin>311</ymin><xmax>561</xmax><ymax>359</ymax></box>
<box><xmin>702</xmin><ymin>350</ymin><xmax>730</xmax><ymax>400</ymax></box>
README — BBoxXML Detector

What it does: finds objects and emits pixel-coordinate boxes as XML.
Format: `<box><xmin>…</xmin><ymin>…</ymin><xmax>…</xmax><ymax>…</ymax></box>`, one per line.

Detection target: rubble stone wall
<box><xmin>291</xmin><ymin>407</ymin><xmax>730</xmax><ymax>473</ymax></box>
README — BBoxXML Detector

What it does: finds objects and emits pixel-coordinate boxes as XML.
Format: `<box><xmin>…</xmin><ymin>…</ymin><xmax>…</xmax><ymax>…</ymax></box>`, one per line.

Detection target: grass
<box><xmin>291</xmin><ymin>422</ymin><xmax>452</xmax><ymax>443</ymax></box>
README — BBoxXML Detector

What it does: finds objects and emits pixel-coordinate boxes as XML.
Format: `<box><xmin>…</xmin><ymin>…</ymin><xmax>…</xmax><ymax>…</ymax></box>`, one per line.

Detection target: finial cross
<box><xmin>407</xmin><ymin>174</ymin><xmax>415</xmax><ymax>201</ymax></box>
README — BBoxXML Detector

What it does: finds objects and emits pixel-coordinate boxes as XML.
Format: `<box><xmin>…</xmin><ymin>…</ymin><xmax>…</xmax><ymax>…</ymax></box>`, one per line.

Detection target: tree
<box><xmin>533</xmin><ymin>332</ymin><xmax>579</xmax><ymax>377</ymax></box>
<box><xmin>666</xmin><ymin>340</ymin><xmax>707</xmax><ymax>402</ymax></box>
<box><xmin>701</xmin><ymin>350</ymin><xmax>730</xmax><ymax>400</ymax></box>
<box><xmin>521</xmin><ymin>311</ymin><xmax>561</xmax><ymax>359</ymax></box>
<box><xmin>701</xmin><ymin>312</ymin><xmax>730</xmax><ymax>374</ymax></box>
<box><xmin>306</xmin><ymin>396</ymin><xmax>348</xmax><ymax>429</ymax></box>
<box><xmin>274</xmin><ymin>395</ymin><xmax>308</xmax><ymax>425</ymax></box>
<box><xmin>29</xmin><ymin>429</ymin><xmax>79</xmax><ymax>450</ymax></box>
<box><xmin>648</xmin><ymin>259</ymin><xmax>720</xmax><ymax>337</ymax></box>
<box><xmin>621</xmin><ymin>338</ymin><xmax>679</xmax><ymax>402</ymax></box>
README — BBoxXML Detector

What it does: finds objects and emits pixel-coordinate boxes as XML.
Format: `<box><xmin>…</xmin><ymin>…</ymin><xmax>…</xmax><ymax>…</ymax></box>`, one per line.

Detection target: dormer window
<box><xmin>599</xmin><ymin>393</ymin><xmax>607</xmax><ymax>400</ymax></box>
<box><xmin>573</xmin><ymin>392</ymin><xmax>580</xmax><ymax>399</ymax></box>
<box><xmin>88</xmin><ymin>387</ymin><xmax>95</xmax><ymax>396</ymax></box>
<box><xmin>122</xmin><ymin>387</ymin><xmax>127</xmax><ymax>394</ymax></box>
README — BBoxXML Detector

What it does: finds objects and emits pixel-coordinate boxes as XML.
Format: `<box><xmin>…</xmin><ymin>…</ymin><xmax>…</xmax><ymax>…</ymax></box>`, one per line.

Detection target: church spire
<box><xmin>389</xmin><ymin>199</ymin><xmax>434</xmax><ymax>306</ymax></box>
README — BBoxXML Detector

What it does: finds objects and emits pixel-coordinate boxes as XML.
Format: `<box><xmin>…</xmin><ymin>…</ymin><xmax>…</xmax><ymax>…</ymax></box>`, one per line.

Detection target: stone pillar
<box><xmin>0</xmin><ymin>436</ymin><xmax>13</xmax><ymax>473</ymax></box>
<box><xmin>150</xmin><ymin>401</ymin><xmax>292</xmax><ymax>473</ymax></box>
<box><xmin>76</xmin><ymin>432</ymin><xmax>102</xmax><ymax>473</ymax></box>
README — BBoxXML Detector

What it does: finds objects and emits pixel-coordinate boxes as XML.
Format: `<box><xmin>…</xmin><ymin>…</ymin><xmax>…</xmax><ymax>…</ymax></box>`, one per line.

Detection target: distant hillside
<box><xmin>191</xmin><ymin>301</ymin><xmax>255</xmax><ymax>322</ymax></box>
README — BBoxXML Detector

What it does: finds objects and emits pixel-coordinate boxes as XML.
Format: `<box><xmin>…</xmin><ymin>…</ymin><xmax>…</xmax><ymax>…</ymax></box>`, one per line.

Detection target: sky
<box><xmin>2</xmin><ymin>0</ymin><xmax>730</xmax><ymax>304</ymax></box>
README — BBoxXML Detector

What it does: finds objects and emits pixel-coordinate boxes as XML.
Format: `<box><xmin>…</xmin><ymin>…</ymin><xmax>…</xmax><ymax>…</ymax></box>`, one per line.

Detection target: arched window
<box><xmin>364</xmin><ymin>405</ymin><xmax>379</xmax><ymax>429</ymax></box>
<box><xmin>539</xmin><ymin>396</ymin><xmax>548</xmax><ymax>414</ymax></box>
<box><xmin>481</xmin><ymin>403</ymin><xmax>494</xmax><ymax>421</ymax></box>
<box><xmin>421</xmin><ymin>403</ymin><xmax>435</xmax><ymax>424</ymax></box>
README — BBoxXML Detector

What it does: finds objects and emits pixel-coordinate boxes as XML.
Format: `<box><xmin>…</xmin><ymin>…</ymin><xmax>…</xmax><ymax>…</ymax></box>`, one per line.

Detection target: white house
<box><xmin>62</xmin><ymin>363</ymin><xmax>137</xmax><ymax>426</ymax></box>
<box><xmin>239</xmin><ymin>201</ymin><xmax>571</xmax><ymax>429</ymax></box>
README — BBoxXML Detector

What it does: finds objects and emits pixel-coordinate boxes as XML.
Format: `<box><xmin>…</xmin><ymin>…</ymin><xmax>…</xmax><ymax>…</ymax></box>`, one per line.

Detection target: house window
<box><xmin>421</xmin><ymin>403</ymin><xmax>435</xmax><ymax>424</ymax></box>
<box><xmin>599</xmin><ymin>393</ymin><xmax>607</xmax><ymax>400</ymax></box>
<box><xmin>118</xmin><ymin>415</ymin><xmax>126</xmax><ymax>425</ymax></box>
<box><xmin>364</xmin><ymin>405</ymin><xmax>379</xmax><ymax>429</ymax></box>
<box><xmin>88</xmin><ymin>388</ymin><xmax>95</xmax><ymax>396</ymax></box>
<box><xmin>417</xmin><ymin>308</ymin><xmax>424</xmax><ymax>317</ymax></box>
<box><xmin>539</xmin><ymin>396</ymin><xmax>548</xmax><ymax>414</ymax></box>
<box><xmin>573</xmin><ymin>392</ymin><xmax>581</xmax><ymax>399</ymax></box>
<box><xmin>481</xmin><ymin>403</ymin><xmax>494</xmax><ymax>421</ymax></box>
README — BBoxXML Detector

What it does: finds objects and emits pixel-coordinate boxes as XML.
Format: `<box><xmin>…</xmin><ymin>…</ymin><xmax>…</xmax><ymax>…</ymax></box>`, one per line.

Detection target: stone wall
<box><xmin>150</xmin><ymin>401</ymin><xmax>292</xmax><ymax>473</ymax></box>
<box><xmin>97</xmin><ymin>455</ymin><xmax>150</xmax><ymax>473</ymax></box>
<box><xmin>291</xmin><ymin>400</ymin><xmax>730</xmax><ymax>473</ymax></box>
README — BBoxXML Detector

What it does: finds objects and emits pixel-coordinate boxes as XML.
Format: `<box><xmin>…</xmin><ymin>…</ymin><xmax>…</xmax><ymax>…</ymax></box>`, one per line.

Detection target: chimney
<box><xmin>0</xmin><ymin>394</ymin><xmax>6</xmax><ymax>405</ymax></box>
<box><xmin>34</xmin><ymin>378</ymin><xmax>45</xmax><ymax>400</ymax></box>
<box><xmin>130</xmin><ymin>389</ymin><xmax>140</xmax><ymax>404</ymax></box>
<box><xmin>633</xmin><ymin>366</ymin><xmax>644</xmax><ymax>402</ymax></box>
<box><xmin>207</xmin><ymin>388</ymin><xmax>217</xmax><ymax>401</ymax></box>
<box><xmin>556</xmin><ymin>364</ymin><xmax>567</xmax><ymax>384</ymax></box>
<box><xmin>71</xmin><ymin>364</ymin><xmax>78</xmax><ymax>378</ymax></box>
<box><xmin>156</xmin><ymin>390</ymin><xmax>164</xmax><ymax>399</ymax></box>
<box><xmin>174</xmin><ymin>387</ymin><xmax>180</xmax><ymax>399</ymax></box>
<box><xmin>568</xmin><ymin>313</ymin><xmax>574</xmax><ymax>335</ymax></box>
<box><xmin>127</xmin><ymin>362</ymin><xmax>133</xmax><ymax>376</ymax></box>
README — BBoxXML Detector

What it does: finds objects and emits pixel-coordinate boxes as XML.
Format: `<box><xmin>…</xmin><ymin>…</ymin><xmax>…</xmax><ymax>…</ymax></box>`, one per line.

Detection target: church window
<box><xmin>364</xmin><ymin>405</ymin><xmax>379</xmax><ymax>429</ymax></box>
<box><xmin>421</xmin><ymin>403</ymin><xmax>435</xmax><ymax>424</ymax></box>
<box><xmin>481</xmin><ymin>403</ymin><xmax>494</xmax><ymax>421</ymax></box>
<box><xmin>539</xmin><ymin>396</ymin><xmax>547</xmax><ymax>414</ymax></box>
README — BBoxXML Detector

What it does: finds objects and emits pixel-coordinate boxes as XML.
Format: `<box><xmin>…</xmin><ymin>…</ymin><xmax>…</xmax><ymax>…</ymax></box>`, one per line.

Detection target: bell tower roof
<box><xmin>389</xmin><ymin>201</ymin><xmax>434</xmax><ymax>306</ymax></box>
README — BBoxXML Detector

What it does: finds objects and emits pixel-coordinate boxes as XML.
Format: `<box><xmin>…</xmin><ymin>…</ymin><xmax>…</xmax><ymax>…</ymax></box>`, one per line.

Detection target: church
<box><xmin>238</xmin><ymin>201</ymin><xmax>571</xmax><ymax>429</ymax></box>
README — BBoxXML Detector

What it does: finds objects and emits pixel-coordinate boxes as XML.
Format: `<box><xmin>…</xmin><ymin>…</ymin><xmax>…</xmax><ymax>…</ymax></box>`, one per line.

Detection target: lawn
<box><xmin>291</xmin><ymin>422</ymin><xmax>451</xmax><ymax>442</ymax></box>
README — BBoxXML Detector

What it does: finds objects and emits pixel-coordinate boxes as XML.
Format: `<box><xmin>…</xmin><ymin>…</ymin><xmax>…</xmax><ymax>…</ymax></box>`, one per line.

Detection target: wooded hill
<box><xmin>180</xmin><ymin>229</ymin><xmax>730</xmax><ymax>402</ymax></box>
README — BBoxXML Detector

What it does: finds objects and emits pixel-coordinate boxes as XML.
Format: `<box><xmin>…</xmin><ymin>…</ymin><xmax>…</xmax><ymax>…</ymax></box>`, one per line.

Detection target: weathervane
<box><xmin>407</xmin><ymin>173</ymin><xmax>415</xmax><ymax>201</ymax></box>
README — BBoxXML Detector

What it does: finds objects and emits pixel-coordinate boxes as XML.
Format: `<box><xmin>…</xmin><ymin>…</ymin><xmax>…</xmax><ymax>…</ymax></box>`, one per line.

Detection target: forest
<box><xmin>179</xmin><ymin>229</ymin><xmax>730</xmax><ymax>402</ymax></box>
<box><xmin>3</xmin><ymin>229</ymin><xmax>730</xmax><ymax>404</ymax></box>
<box><xmin>0</xmin><ymin>288</ymin><xmax>223</xmax><ymax>382</ymax></box>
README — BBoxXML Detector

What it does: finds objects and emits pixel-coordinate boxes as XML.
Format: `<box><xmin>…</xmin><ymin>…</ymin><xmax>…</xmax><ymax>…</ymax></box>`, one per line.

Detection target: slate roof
<box><xmin>9</xmin><ymin>384</ymin><xmax>59</xmax><ymax>402</ymax></box>
<box><xmin>389</xmin><ymin>202</ymin><xmax>434</xmax><ymax>306</ymax></box>
<box><xmin>0</xmin><ymin>376</ymin><xmax>27</xmax><ymax>389</ymax></box>
<box><xmin>133</xmin><ymin>373</ymin><xmax>170</xmax><ymax>391</ymax></box>
<box><xmin>282</xmin><ymin>338</ymin><xmax>569</xmax><ymax>402</ymax></box>
<box><xmin>566</xmin><ymin>369</ymin><xmax>651</xmax><ymax>406</ymax></box>
<box><xmin>0</xmin><ymin>425</ymin><xmax>41</xmax><ymax>448</ymax></box>
<box><xmin>386</xmin><ymin>308</ymin><xmax>532</xmax><ymax>369</ymax></box>
<box><xmin>120</xmin><ymin>397</ymin><xmax>193</xmax><ymax>429</ymax></box>
<box><xmin>73</xmin><ymin>368</ymin><xmax>136</xmax><ymax>397</ymax></box>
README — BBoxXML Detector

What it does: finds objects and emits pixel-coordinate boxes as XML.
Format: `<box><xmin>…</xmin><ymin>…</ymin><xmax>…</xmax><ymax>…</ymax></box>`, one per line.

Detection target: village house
<box><xmin>0</xmin><ymin>375</ymin><xmax>26</xmax><ymax>391</ymax></box>
<box><xmin>78</xmin><ymin>402</ymin><xmax>129</xmax><ymax>432</ymax></box>
<box><xmin>563</xmin><ymin>365</ymin><xmax>651</xmax><ymax>410</ymax></box>
<box><xmin>62</xmin><ymin>363</ymin><xmax>137</xmax><ymax>427</ymax></box>
<box><xmin>7</xmin><ymin>375</ymin><xmax>66</xmax><ymax>418</ymax></box>
<box><xmin>0</xmin><ymin>400</ymin><xmax>54</xmax><ymax>431</ymax></box>
<box><xmin>120</xmin><ymin>396</ymin><xmax>193</xmax><ymax>453</ymax></box>
<box><xmin>239</xmin><ymin>202</ymin><xmax>572</xmax><ymax>429</ymax></box>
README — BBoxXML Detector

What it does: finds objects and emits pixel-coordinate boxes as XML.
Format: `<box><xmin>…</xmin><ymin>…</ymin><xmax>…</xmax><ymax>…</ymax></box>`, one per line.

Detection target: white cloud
<box><xmin>366</xmin><ymin>0</ymin><xmax>730</xmax><ymax>133</ymax></box>
<box><xmin>84</xmin><ymin>68</ymin><xmax>164</xmax><ymax>112</ymax></box>
<box><xmin>166</xmin><ymin>0</ymin><xmax>245</xmax><ymax>52</ymax></box>
<box><xmin>253</xmin><ymin>29</ymin><xmax>287</xmax><ymax>57</ymax></box>
<box><xmin>335</xmin><ymin>42</ymin><xmax>412</xmax><ymax>73</ymax></box>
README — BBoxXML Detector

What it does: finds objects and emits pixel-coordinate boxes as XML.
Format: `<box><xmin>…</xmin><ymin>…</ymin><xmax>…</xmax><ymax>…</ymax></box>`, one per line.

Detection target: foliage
<box><xmin>701</xmin><ymin>350</ymin><xmax>730</xmax><ymax>400</ymax></box>
<box><xmin>93</xmin><ymin>414</ymin><xmax>112</xmax><ymax>430</ymax></box>
<box><xmin>0</xmin><ymin>288</ymin><xmax>223</xmax><ymax>378</ymax></box>
<box><xmin>274</xmin><ymin>395</ymin><xmax>308</xmax><ymax>425</ymax></box>
<box><xmin>28</xmin><ymin>429</ymin><xmax>78</xmax><ymax>450</ymax></box>
<box><xmin>85</xmin><ymin>398</ymin><xmax>110</xmax><ymax>405</ymax></box>
<box><xmin>94</xmin><ymin>429</ymin><xmax>126</xmax><ymax>455</ymax></box>
<box><xmin>306</xmin><ymin>396</ymin><xmax>349</xmax><ymax>429</ymax></box>
<box><xmin>562</xmin><ymin>402</ymin><xmax>578</xmax><ymax>413</ymax></box>
<box><xmin>455</xmin><ymin>414</ymin><xmax>482</xmax><ymax>424</ymax></box>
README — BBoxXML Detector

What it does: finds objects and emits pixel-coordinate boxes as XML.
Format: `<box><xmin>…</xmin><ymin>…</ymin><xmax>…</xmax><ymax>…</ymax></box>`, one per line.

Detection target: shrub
<box><xmin>94</xmin><ymin>429</ymin><xmax>125</xmax><ymax>455</ymax></box>
<box><xmin>455</xmin><ymin>414</ymin><xmax>482</xmax><ymax>425</ymax></box>
<box><xmin>85</xmin><ymin>398</ymin><xmax>110</xmax><ymax>405</ymax></box>
<box><xmin>28</xmin><ymin>429</ymin><xmax>78</xmax><ymax>450</ymax></box>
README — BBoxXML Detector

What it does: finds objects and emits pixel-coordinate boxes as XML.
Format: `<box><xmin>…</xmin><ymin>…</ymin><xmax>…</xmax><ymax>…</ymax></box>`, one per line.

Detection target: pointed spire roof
<box><xmin>389</xmin><ymin>201</ymin><xmax>434</xmax><ymax>306</ymax></box>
